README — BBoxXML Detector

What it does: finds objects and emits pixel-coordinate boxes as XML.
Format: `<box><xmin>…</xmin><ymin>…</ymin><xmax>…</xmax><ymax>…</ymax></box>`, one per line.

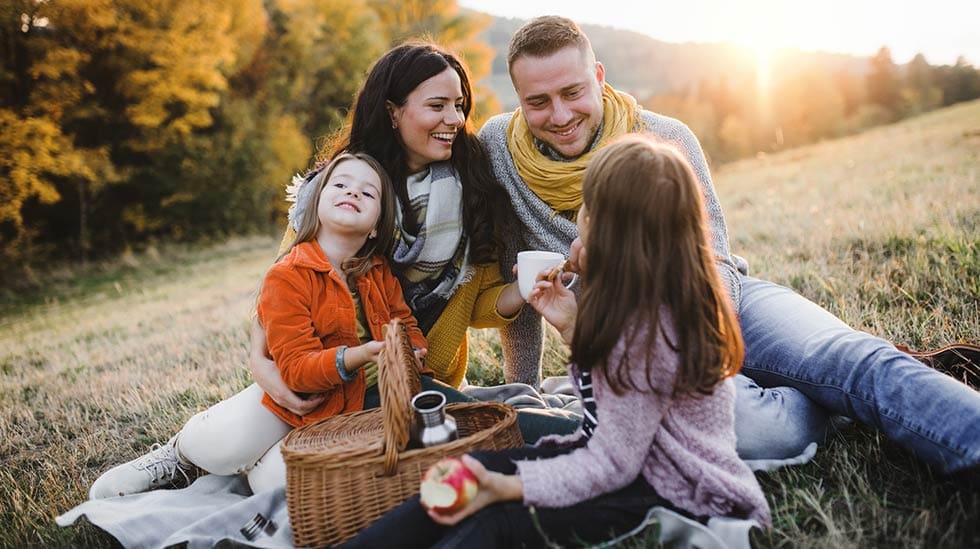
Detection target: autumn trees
<box><xmin>644</xmin><ymin>46</ymin><xmax>980</xmax><ymax>165</ymax></box>
<box><xmin>1</xmin><ymin>0</ymin><xmax>490</xmax><ymax>283</ymax></box>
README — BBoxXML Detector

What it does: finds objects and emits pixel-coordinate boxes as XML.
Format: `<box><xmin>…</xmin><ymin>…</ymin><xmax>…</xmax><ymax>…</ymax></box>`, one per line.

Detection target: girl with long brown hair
<box><xmin>341</xmin><ymin>135</ymin><xmax>770</xmax><ymax>548</ymax></box>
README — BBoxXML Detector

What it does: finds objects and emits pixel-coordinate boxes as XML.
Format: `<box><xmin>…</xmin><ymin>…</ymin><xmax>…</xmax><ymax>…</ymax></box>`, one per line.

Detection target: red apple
<box><xmin>419</xmin><ymin>457</ymin><xmax>478</xmax><ymax>513</ymax></box>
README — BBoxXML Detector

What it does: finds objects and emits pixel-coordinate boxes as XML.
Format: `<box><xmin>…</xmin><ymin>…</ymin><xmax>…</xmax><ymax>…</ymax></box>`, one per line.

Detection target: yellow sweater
<box><xmin>277</xmin><ymin>228</ymin><xmax>515</xmax><ymax>387</ymax></box>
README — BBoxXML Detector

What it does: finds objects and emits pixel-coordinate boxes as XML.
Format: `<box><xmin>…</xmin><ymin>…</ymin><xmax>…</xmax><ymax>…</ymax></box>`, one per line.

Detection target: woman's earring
<box><xmin>387</xmin><ymin>103</ymin><xmax>398</xmax><ymax>129</ymax></box>
<box><xmin>369</xmin><ymin>230</ymin><xmax>377</xmax><ymax>239</ymax></box>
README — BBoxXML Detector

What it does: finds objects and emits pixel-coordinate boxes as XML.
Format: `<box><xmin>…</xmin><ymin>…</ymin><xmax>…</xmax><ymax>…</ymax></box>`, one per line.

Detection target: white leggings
<box><xmin>177</xmin><ymin>383</ymin><xmax>293</xmax><ymax>494</ymax></box>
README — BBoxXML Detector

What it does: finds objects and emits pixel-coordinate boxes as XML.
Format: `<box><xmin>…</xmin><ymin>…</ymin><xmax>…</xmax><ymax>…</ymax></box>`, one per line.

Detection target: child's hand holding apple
<box><xmin>419</xmin><ymin>455</ymin><xmax>524</xmax><ymax>525</ymax></box>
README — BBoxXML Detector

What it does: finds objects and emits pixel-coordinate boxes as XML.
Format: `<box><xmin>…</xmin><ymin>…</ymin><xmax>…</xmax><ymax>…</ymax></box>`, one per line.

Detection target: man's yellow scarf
<box><xmin>507</xmin><ymin>83</ymin><xmax>641</xmax><ymax>213</ymax></box>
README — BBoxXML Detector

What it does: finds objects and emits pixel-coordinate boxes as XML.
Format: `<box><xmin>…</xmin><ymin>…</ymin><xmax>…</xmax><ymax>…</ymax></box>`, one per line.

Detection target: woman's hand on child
<box><xmin>253</xmin><ymin>351</ymin><xmax>326</xmax><ymax>415</ymax></box>
<box><xmin>527</xmin><ymin>269</ymin><xmax>577</xmax><ymax>345</ymax></box>
<box><xmin>275</xmin><ymin>389</ymin><xmax>326</xmax><ymax>416</ymax></box>
<box><xmin>253</xmin><ymin>351</ymin><xmax>326</xmax><ymax>416</ymax></box>
<box><xmin>249</xmin><ymin>318</ymin><xmax>326</xmax><ymax>415</ymax></box>
<box><xmin>427</xmin><ymin>454</ymin><xmax>523</xmax><ymax>526</ymax></box>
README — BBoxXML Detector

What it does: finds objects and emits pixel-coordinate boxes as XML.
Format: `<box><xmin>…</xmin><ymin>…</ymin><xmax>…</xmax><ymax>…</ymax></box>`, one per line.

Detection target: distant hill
<box><xmin>478</xmin><ymin>15</ymin><xmax>870</xmax><ymax>110</ymax></box>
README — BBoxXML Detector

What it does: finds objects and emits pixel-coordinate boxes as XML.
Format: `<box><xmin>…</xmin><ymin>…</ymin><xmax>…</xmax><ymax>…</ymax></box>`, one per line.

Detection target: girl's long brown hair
<box><xmin>278</xmin><ymin>153</ymin><xmax>396</xmax><ymax>284</ymax></box>
<box><xmin>569</xmin><ymin>135</ymin><xmax>743</xmax><ymax>396</ymax></box>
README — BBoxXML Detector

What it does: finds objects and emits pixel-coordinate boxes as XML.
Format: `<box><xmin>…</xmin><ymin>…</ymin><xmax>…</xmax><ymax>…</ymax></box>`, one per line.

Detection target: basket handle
<box><xmin>378</xmin><ymin>319</ymin><xmax>421</xmax><ymax>476</ymax></box>
<box><xmin>383</xmin><ymin>427</ymin><xmax>400</xmax><ymax>476</ymax></box>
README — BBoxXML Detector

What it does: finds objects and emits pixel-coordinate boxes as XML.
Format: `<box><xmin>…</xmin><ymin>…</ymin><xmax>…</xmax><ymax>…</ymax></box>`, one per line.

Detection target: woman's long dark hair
<box><xmin>317</xmin><ymin>42</ymin><xmax>510</xmax><ymax>264</ymax></box>
<box><xmin>569</xmin><ymin>135</ymin><xmax>743</xmax><ymax>397</ymax></box>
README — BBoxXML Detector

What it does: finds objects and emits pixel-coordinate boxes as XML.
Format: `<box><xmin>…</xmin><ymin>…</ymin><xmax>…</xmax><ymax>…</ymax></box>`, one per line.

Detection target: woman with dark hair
<box><xmin>323</xmin><ymin>43</ymin><xmax>505</xmax><ymax>274</ymax></box>
<box><xmin>248</xmin><ymin>43</ymin><xmax>572</xmax><ymax>435</ymax></box>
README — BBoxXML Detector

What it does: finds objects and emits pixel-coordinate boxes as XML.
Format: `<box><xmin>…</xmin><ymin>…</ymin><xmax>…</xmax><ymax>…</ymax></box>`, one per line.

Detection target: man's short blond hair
<box><xmin>507</xmin><ymin>16</ymin><xmax>594</xmax><ymax>71</ymax></box>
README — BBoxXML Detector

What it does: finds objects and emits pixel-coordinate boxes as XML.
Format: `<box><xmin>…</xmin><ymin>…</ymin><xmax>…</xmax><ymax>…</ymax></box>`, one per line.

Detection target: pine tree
<box><xmin>867</xmin><ymin>46</ymin><xmax>900</xmax><ymax>115</ymax></box>
<box><xmin>940</xmin><ymin>56</ymin><xmax>980</xmax><ymax>106</ymax></box>
<box><xmin>901</xmin><ymin>53</ymin><xmax>941</xmax><ymax>115</ymax></box>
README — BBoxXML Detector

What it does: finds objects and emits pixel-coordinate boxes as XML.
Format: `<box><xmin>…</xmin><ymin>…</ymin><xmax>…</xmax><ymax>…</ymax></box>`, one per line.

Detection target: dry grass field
<box><xmin>2</xmin><ymin>100</ymin><xmax>979</xmax><ymax>547</ymax></box>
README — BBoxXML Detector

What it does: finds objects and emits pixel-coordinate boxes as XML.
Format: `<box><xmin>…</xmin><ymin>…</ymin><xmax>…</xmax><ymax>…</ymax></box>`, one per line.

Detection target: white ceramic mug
<box><xmin>517</xmin><ymin>250</ymin><xmax>577</xmax><ymax>300</ymax></box>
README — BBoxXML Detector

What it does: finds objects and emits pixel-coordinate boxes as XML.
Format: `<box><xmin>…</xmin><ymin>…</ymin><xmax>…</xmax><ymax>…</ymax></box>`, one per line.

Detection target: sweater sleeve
<box><xmin>647</xmin><ymin>114</ymin><xmax>741</xmax><ymax>308</ymax></box>
<box><xmin>516</xmin><ymin>324</ymin><xmax>677</xmax><ymax>508</ymax></box>
<box><xmin>257</xmin><ymin>265</ymin><xmax>346</xmax><ymax>393</ymax></box>
<box><xmin>470</xmin><ymin>263</ymin><xmax>520</xmax><ymax>329</ymax></box>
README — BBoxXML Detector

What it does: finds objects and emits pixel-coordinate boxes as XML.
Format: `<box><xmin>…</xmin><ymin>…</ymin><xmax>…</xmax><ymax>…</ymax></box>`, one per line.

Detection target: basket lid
<box><xmin>378</xmin><ymin>319</ymin><xmax>422</xmax><ymax>463</ymax></box>
<box><xmin>280</xmin><ymin>407</ymin><xmax>385</xmax><ymax>461</ymax></box>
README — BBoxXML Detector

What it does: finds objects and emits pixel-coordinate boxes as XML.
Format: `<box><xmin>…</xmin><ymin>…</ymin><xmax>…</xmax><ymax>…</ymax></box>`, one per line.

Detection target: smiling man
<box><xmin>481</xmin><ymin>16</ymin><xmax>743</xmax><ymax>385</ymax></box>
<box><xmin>510</xmin><ymin>46</ymin><xmax>604</xmax><ymax>159</ymax></box>
<box><xmin>480</xmin><ymin>15</ymin><xmax>980</xmax><ymax>474</ymax></box>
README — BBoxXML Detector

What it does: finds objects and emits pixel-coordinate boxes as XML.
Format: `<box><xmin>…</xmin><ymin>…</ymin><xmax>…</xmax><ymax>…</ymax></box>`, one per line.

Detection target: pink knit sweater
<box><xmin>515</xmin><ymin>318</ymin><xmax>772</xmax><ymax>526</ymax></box>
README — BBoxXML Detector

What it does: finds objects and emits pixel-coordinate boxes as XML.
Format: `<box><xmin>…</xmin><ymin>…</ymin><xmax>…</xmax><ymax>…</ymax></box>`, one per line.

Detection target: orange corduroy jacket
<box><xmin>257</xmin><ymin>241</ymin><xmax>426</xmax><ymax>427</ymax></box>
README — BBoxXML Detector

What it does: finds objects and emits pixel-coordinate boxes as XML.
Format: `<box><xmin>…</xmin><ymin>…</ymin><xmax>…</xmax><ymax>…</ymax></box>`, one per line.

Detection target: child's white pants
<box><xmin>177</xmin><ymin>383</ymin><xmax>292</xmax><ymax>494</ymax></box>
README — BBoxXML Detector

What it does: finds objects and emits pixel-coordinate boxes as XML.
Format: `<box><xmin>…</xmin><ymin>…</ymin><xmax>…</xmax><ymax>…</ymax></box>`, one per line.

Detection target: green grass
<box><xmin>2</xmin><ymin>100</ymin><xmax>980</xmax><ymax>547</ymax></box>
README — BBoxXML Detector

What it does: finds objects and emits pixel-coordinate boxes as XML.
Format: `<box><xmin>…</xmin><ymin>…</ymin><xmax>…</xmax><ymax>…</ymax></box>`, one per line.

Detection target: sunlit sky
<box><xmin>459</xmin><ymin>0</ymin><xmax>979</xmax><ymax>66</ymax></box>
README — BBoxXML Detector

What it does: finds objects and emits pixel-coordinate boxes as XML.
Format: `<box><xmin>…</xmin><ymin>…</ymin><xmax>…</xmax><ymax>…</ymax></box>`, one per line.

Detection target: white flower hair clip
<box><xmin>285</xmin><ymin>171</ymin><xmax>318</xmax><ymax>232</ymax></box>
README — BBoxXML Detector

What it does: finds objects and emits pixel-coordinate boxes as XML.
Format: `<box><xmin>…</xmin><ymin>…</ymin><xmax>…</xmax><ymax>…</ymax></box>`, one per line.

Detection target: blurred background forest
<box><xmin>3</xmin><ymin>0</ymin><xmax>979</xmax><ymax>289</ymax></box>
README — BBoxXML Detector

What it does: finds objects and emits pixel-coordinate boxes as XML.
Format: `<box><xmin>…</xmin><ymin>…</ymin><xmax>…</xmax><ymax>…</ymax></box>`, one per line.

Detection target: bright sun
<box><xmin>726</xmin><ymin>1</ymin><xmax>789</xmax><ymax>114</ymax></box>
<box><xmin>753</xmin><ymin>44</ymin><xmax>773</xmax><ymax>93</ymax></box>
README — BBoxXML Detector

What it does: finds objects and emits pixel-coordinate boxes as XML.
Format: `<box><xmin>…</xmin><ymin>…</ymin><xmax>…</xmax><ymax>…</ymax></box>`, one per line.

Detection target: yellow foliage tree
<box><xmin>114</xmin><ymin>0</ymin><xmax>238</xmax><ymax>151</ymax></box>
<box><xmin>0</xmin><ymin>0</ymin><xmax>500</xmax><ymax>280</ymax></box>
<box><xmin>268</xmin><ymin>0</ymin><xmax>387</xmax><ymax>140</ymax></box>
<box><xmin>1</xmin><ymin>0</ymin><xmax>122</xmax><ymax>259</ymax></box>
<box><xmin>0</xmin><ymin>111</ymin><xmax>65</xmax><ymax>230</ymax></box>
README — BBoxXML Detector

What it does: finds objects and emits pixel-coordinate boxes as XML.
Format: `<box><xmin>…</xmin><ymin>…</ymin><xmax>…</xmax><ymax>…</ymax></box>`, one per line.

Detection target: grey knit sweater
<box><xmin>479</xmin><ymin>111</ymin><xmax>741</xmax><ymax>385</ymax></box>
<box><xmin>516</xmin><ymin>316</ymin><xmax>771</xmax><ymax>525</ymax></box>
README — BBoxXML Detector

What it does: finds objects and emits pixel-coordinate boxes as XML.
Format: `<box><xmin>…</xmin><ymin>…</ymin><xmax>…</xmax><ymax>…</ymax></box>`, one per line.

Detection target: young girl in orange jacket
<box><xmin>89</xmin><ymin>153</ymin><xmax>426</xmax><ymax>498</ymax></box>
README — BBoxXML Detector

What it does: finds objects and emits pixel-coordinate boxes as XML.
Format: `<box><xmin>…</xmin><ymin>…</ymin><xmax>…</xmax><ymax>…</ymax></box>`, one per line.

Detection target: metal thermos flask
<box><xmin>411</xmin><ymin>390</ymin><xmax>458</xmax><ymax>447</ymax></box>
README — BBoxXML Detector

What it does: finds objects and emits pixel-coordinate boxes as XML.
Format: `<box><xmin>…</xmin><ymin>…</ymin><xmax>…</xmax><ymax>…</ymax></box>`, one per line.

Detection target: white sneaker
<box><xmin>88</xmin><ymin>436</ymin><xmax>194</xmax><ymax>499</ymax></box>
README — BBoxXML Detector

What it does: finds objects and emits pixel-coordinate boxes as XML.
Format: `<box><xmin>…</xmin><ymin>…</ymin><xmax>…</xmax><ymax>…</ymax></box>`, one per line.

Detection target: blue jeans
<box><xmin>738</xmin><ymin>275</ymin><xmax>980</xmax><ymax>474</ymax></box>
<box><xmin>731</xmin><ymin>373</ymin><xmax>830</xmax><ymax>461</ymax></box>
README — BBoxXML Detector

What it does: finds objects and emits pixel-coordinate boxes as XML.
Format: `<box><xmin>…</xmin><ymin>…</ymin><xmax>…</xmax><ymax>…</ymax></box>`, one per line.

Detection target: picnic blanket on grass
<box><xmin>58</xmin><ymin>475</ymin><xmax>292</xmax><ymax>548</ymax></box>
<box><xmin>56</xmin><ymin>476</ymin><xmax>769</xmax><ymax>549</ymax></box>
<box><xmin>58</xmin><ymin>377</ymin><xmax>815</xmax><ymax>548</ymax></box>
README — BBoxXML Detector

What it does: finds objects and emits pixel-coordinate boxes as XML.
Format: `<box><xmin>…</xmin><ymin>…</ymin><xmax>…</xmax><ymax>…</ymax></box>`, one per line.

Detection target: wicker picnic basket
<box><xmin>281</xmin><ymin>319</ymin><xmax>525</xmax><ymax>547</ymax></box>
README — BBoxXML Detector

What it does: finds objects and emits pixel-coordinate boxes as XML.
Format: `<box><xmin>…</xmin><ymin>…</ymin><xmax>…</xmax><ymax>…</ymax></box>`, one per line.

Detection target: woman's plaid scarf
<box><xmin>389</xmin><ymin>162</ymin><xmax>473</xmax><ymax>333</ymax></box>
